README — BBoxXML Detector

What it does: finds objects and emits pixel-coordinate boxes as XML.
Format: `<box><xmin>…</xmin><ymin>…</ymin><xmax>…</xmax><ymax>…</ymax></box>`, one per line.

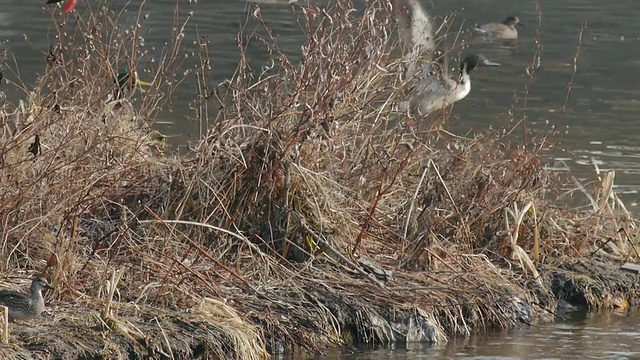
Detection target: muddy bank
<box><xmin>2</xmin><ymin>255</ymin><xmax>637</xmax><ymax>359</ymax></box>
<box><xmin>542</xmin><ymin>258</ymin><xmax>640</xmax><ymax>310</ymax></box>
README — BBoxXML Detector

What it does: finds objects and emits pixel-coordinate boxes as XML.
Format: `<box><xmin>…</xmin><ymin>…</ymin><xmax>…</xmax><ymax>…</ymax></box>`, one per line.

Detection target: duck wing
<box><xmin>474</xmin><ymin>23</ymin><xmax>503</xmax><ymax>37</ymax></box>
<box><xmin>0</xmin><ymin>290</ymin><xmax>30</xmax><ymax>307</ymax></box>
<box><xmin>413</xmin><ymin>61</ymin><xmax>445</xmax><ymax>96</ymax></box>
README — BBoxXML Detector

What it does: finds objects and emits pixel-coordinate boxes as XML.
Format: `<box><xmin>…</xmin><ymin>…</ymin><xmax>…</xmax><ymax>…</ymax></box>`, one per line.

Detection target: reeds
<box><xmin>0</xmin><ymin>0</ymin><xmax>636</xmax><ymax>358</ymax></box>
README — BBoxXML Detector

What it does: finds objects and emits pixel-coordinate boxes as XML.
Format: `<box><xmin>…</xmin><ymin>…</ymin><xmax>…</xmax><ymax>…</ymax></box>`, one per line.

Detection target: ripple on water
<box><xmin>3</xmin><ymin>0</ymin><xmax>640</xmax><ymax>210</ymax></box>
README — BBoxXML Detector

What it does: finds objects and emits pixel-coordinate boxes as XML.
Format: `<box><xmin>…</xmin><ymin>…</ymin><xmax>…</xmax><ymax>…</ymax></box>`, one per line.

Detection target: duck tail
<box><xmin>473</xmin><ymin>26</ymin><xmax>488</xmax><ymax>34</ymax></box>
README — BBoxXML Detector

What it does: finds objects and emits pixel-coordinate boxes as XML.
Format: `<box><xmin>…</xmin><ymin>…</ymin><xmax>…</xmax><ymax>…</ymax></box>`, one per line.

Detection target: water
<box><xmin>321</xmin><ymin>310</ymin><xmax>640</xmax><ymax>359</ymax></box>
<box><xmin>5</xmin><ymin>0</ymin><xmax>640</xmax><ymax>208</ymax></box>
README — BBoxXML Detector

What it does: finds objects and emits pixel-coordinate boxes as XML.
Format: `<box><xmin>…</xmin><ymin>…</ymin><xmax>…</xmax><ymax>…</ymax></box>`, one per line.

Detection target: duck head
<box><xmin>503</xmin><ymin>16</ymin><xmax>524</xmax><ymax>27</ymax></box>
<box><xmin>460</xmin><ymin>54</ymin><xmax>500</xmax><ymax>75</ymax></box>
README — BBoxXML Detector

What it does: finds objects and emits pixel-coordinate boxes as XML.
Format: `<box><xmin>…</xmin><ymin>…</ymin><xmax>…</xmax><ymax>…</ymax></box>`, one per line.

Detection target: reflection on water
<box><xmin>321</xmin><ymin>310</ymin><xmax>640</xmax><ymax>360</ymax></box>
<box><xmin>2</xmin><ymin>0</ymin><xmax>640</xmax><ymax>208</ymax></box>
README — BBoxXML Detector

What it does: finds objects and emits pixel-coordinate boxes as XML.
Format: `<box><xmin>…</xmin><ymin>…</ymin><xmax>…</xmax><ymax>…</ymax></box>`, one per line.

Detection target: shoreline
<box><xmin>1</xmin><ymin>256</ymin><xmax>637</xmax><ymax>359</ymax></box>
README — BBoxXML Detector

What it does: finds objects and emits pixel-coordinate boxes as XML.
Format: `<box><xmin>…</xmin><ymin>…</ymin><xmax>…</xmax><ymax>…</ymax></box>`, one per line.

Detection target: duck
<box><xmin>116</xmin><ymin>69</ymin><xmax>151</xmax><ymax>90</ymax></box>
<box><xmin>0</xmin><ymin>277</ymin><xmax>53</xmax><ymax>321</ymax></box>
<box><xmin>114</xmin><ymin>69</ymin><xmax>151</xmax><ymax>98</ymax></box>
<box><xmin>394</xmin><ymin>0</ymin><xmax>436</xmax><ymax>56</ymax></box>
<box><xmin>474</xmin><ymin>16</ymin><xmax>524</xmax><ymax>40</ymax></box>
<box><xmin>399</xmin><ymin>54</ymin><xmax>499</xmax><ymax>115</ymax></box>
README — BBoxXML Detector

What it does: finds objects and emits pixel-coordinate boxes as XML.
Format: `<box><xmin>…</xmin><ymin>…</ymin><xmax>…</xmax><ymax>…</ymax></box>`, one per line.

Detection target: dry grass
<box><xmin>0</xmin><ymin>0</ymin><xmax>636</xmax><ymax>358</ymax></box>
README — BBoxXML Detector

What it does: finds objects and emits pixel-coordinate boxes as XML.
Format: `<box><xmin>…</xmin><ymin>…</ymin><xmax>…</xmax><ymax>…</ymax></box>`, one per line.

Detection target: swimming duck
<box><xmin>399</xmin><ymin>54</ymin><xmax>499</xmax><ymax>114</ymax></box>
<box><xmin>474</xmin><ymin>16</ymin><xmax>524</xmax><ymax>40</ymax></box>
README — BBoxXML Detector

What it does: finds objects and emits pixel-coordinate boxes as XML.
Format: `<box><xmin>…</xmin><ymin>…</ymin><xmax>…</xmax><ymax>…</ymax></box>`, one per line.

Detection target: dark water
<box><xmin>320</xmin><ymin>310</ymin><xmax>640</xmax><ymax>360</ymax></box>
<box><xmin>5</xmin><ymin>0</ymin><xmax>640</xmax><ymax>208</ymax></box>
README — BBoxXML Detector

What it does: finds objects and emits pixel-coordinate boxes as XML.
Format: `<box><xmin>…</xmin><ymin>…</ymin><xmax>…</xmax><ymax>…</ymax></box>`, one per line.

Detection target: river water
<box><xmin>4</xmin><ymin>0</ymin><xmax>640</xmax><ymax>206</ymax></box>
<box><xmin>2</xmin><ymin>0</ymin><xmax>640</xmax><ymax>357</ymax></box>
<box><xmin>321</xmin><ymin>310</ymin><xmax>640</xmax><ymax>360</ymax></box>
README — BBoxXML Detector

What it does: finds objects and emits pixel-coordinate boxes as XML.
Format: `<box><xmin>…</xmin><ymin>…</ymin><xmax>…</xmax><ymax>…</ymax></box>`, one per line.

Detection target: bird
<box><xmin>394</xmin><ymin>0</ymin><xmax>436</xmax><ymax>57</ymax></box>
<box><xmin>0</xmin><ymin>277</ymin><xmax>53</xmax><ymax>321</ymax></box>
<box><xmin>474</xmin><ymin>16</ymin><xmax>524</xmax><ymax>40</ymax></box>
<box><xmin>399</xmin><ymin>54</ymin><xmax>499</xmax><ymax>115</ymax></box>
<box><xmin>116</xmin><ymin>69</ymin><xmax>150</xmax><ymax>89</ymax></box>
<box><xmin>46</xmin><ymin>0</ymin><xmax>77</xmax><ymax>14</ymax></box>
<box><xmin>114</xmin><ymin>69</ymin><xmax>151</xmax><ymax>98</ymax></box>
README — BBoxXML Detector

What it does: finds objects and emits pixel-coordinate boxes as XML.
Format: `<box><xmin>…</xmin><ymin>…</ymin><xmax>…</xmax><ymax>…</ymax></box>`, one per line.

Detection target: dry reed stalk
<box><xmin>0</xmin><ymin>306</ymin><xmax>7</xmax><ymax>345</ymax></box>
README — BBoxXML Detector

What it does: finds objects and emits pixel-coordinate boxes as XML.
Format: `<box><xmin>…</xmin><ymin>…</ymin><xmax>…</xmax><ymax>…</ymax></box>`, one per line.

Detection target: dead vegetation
<box><xmin>0</xmin><ymin>0</ymin><xmax>637</xmax><ymax>358</ymax></box>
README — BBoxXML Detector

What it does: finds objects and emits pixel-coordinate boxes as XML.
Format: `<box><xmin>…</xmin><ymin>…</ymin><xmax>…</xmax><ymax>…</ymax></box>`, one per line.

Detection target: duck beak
<box><xmin>517</xmin><ymin>22</ymin><xmax>525</xmax><ymax>27</ymax></box>
<box><xmin>484</xmin><ymin>60</ymin><xmax>500</xmax><ymax>66</ymax></box>
<box><xmin>135</xmin><ymin>79</ymin><xmax>151</xmax><ymax>87</ymax></box>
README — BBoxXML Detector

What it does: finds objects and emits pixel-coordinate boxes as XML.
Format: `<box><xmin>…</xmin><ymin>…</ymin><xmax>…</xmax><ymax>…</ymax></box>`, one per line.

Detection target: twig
<box><xmin>430</xmin><ymin>159</ymin><xmax>461</xmax><ymax>218</ymax></box>
<box><xmin>403</xmin><ymin>165</ymin><xmax>429</xmax><ymax>240</ymax></box>
<box><xmin>287</xmin><ymin>208</ymin><xmax>387</xmax><ymax>289</ymax></box>
<box><xmin>0</xmin><ymin>306</ymin><xmax>7</xmax><ymax>344</ymax></box>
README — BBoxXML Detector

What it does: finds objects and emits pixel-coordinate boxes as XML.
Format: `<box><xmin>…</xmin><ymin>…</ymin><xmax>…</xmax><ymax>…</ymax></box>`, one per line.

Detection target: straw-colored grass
<box><xmin>0</xmin><ymin>0</ymin><xmax>636</xmax><ymax>358</ymax></box>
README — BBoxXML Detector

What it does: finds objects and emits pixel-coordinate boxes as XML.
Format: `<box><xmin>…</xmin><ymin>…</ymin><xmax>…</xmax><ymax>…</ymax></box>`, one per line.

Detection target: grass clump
<box><xmin>0</xmin><ymin>0</ymin><xmax>636</xmax><ymax>358</ymax></box>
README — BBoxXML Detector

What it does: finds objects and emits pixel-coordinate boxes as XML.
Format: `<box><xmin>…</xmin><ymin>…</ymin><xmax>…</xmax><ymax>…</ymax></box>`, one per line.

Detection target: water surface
<box><xmin>321</xmin><ymin>310</ymin><xmax>640</xmax><ymax>359</ymax></box>
<box><xmin>3</xmin><ymin>0</ymin><xmax>640</xmax><ymax>208</ymax></box>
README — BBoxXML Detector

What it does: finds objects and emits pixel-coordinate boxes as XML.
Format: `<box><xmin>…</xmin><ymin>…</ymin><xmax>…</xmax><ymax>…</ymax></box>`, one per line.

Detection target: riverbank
<box><xmin>0</xmin><ymin>1</ymin><xmax>638</xmax><ymax>359</ymax></box>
